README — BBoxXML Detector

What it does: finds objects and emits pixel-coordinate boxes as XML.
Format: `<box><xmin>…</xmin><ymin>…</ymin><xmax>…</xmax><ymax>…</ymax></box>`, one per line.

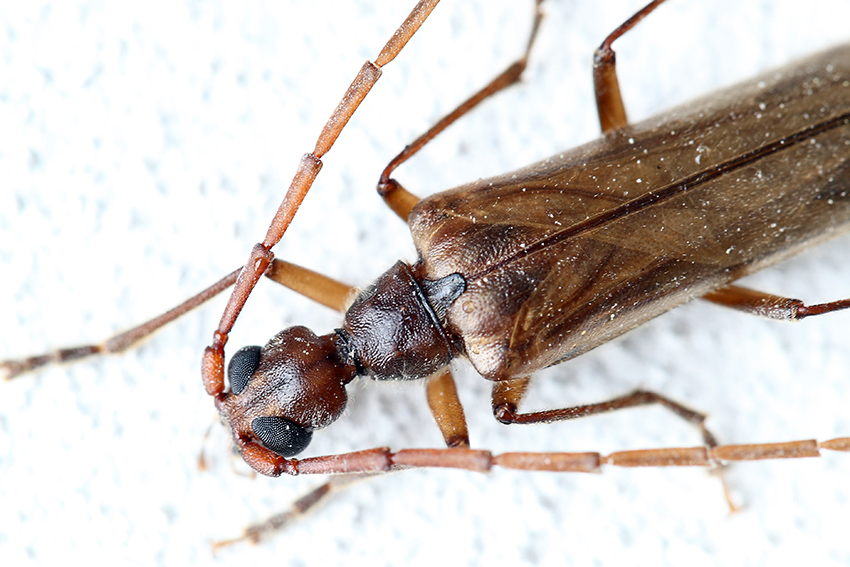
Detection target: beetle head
<box><xmin>215</xmin><ymin>326</ymin><xmax>357</xmax><ymax>459</ymax></box>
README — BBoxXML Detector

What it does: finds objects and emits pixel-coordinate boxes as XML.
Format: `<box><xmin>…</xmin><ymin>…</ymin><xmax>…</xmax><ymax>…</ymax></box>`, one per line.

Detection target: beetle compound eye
<box><xmin>227</xmin><ymin>345</ymin><xmax>262</xmax><ymax>395</ymax></box>
<box><xmin>251</xmin><ymin>416</ymin><xmax>313</xmax><ymax>457</ymax></box>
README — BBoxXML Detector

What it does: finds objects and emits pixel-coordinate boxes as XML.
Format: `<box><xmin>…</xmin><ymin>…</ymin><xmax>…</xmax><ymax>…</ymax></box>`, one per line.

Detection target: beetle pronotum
<box><xmin>2</xmin><ymin>0</ymin><xmax>850</xmax><ymax>564</ymax></box>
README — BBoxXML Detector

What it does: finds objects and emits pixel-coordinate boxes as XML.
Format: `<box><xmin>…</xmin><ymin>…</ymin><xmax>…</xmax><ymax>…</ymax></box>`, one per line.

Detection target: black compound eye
<box><xmin>251</xmin><ymin>416</ymin><xmax>313</xmax><ymax>457</ymax></box>
<box><xmin>227</xmin><ymin>345</ymin><xmax>262</xmax><ymax>395</ymax></box>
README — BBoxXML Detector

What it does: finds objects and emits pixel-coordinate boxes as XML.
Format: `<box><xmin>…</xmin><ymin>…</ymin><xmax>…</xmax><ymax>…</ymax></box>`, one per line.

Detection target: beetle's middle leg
<box><xmin>491</xmin><ymin>377</ymin><xmax>740</xmax><ymax>509</ymax></box>
<box><xmin>377</xmin><ymin>0</ymin><xmax>545</xmax><ymax>221</ymax></box>
<box><xmin>491</xmin><ymin>378</ymin><xmax>719</xmax><ymax>449</ymax></box>
<box><xmin>426</xmin><ymin>368</ymin><xmax>471</xmax><ymax>448</ymax></box>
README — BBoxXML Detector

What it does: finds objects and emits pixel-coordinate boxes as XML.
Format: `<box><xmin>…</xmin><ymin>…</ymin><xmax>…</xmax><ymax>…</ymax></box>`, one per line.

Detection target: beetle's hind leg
<box><xmin>702</xmin><ymin>284</ymin><xmax>850</xmax><ymax>320</ymax></box>
<box><xmin>377</xmin><ymin>0</ymin><xmax>545</xmax><ymax>221</ymax></box>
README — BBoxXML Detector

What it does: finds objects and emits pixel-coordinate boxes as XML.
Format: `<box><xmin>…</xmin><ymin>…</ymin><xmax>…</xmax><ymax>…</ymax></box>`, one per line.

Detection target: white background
<box><xmin>2</xmin><ymin>1</ymin><xmax>850</xmax><ymax>565</ymax></box>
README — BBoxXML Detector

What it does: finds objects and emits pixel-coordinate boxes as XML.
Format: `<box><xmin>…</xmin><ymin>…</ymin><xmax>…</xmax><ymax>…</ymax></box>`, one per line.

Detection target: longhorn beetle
<box><xmin>1</xmin><ymin>2</ymin><xmax>848</xmax><ymax>564</ymax></box>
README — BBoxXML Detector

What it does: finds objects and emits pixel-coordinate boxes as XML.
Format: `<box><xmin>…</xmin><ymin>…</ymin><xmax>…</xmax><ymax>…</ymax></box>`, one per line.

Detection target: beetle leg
<box><xmin>703</xmin><ymin>284</ymin><xmax>850</xmax><ymax>321</ymax></box>
<box><xmin>491</xmin><ymin>384</ymin><xmax>744</xmax><ymax>510</ymax></box>
<box><xmin>377</xmin><ymin>0</ymin><xmax>545</xmax><ymax>221</ymax></box>
<box><xmin>490</xmin><ymin>376</ymin><xmax>531</xmax><ymax>420</ymax></box>
<box><xmin>492</xmin><ymin>386</ymin><xmax>720</xmax><ymax>449</ymax></box>
<box><xmin>426</xmin><ymin>368</ymin><xmax>471</xmax><ymax>448</ymax></box>
<box><xmin>263</xmin><ymin>258</ymin><xmax>356</xmax><ymax>313</ymax></box>
<box><xmin>375</xmin><ymin>178</ymin><xmax>422</xmax><ymax>223</ymax></box>
<box><xmin>593</xmin><ymin>0</ymin><xmax>668</xmax><ymax>133</ymax></box>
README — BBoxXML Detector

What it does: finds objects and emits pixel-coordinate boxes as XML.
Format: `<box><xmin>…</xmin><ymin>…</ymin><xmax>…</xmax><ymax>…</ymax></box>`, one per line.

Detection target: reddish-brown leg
<box><xmin>703</xmin><ymin>284</ymin><xmax>850</xmax><ymax>320</ymax></box>
<box><xmin>426</xmin><ymin>368</ymin><xmax>471</xmax><ymax>448</ymax></box>
<box><xmin>593</xmin><ymin>0</ymin><xmax>668</xmax><ymax>133</ymax></box>
<box><xmin>488</xmin><ymin>377</ymin><xmax>743</xmax><ymax>504</ymax></box>
<box><xmin>492</xmin><ymin>383</ymin><xmax>720</xmax><ymax>448</ymax></box>
<box><xmin>377</xmin><ymin>0</ymin><xmax>545</xmax><ymax>221</ymax></box>
<box><xmin>202</xmin><ymin>0</ymin><xmax>443</xmax><ymax>397</ymax></box>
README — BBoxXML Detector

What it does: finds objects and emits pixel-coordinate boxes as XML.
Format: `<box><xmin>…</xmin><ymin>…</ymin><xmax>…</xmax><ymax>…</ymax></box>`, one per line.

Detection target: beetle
<box><xmin>2</xmin><ymin>0</ymin><xmax>849</xmax><ymax>564</ymax></box>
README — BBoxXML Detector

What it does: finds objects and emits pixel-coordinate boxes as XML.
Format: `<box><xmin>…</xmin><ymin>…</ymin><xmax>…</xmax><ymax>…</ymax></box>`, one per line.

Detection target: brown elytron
<box><xmin>412</xmin><ymin>53</ymin><xmax>850</xmax><ymax>381</ymax></box>
<box><xmin>3</xmin><ymin>0</ymin><xmax>850</xmax><ymax>541</ymax></box>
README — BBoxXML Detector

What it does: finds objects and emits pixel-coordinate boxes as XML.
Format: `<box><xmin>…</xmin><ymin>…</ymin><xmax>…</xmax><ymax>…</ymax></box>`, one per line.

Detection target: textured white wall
<box><xmin>2</xmin><ymin>1</ymin><xmax>849</xmax><ymax>565</ymax></box>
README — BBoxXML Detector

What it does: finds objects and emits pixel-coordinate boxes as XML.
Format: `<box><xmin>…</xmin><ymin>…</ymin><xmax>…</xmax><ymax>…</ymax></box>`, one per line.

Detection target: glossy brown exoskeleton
<box><xmin>217</xmin><ymin>262</ymin><xmax>465</xmax><ymax>458</ymax></box>
<box><xmin>214</xmin><ymin>32</ymin><xmax>850</xmax><ymax>478</ymax></box>
<box><xmin>4</xmin><ymin>2</ymin><xmax>850</xmax><ymax>539</ymax></box>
